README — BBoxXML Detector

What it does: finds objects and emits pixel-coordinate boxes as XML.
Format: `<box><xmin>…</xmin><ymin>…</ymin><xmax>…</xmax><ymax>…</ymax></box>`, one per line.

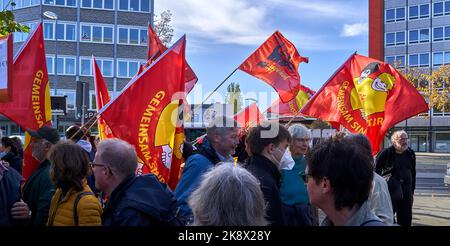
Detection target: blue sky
<box><xmin>155</xmin><ymin>0</ymin><xmax>369</xmax><ymax>110</ymax></box>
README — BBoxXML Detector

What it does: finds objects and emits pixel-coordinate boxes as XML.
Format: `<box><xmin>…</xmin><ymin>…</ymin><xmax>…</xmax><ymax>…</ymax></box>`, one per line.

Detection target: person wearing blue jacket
<box><xmin>174</xmin><ymin>116</ymin><xmax>240</xmax><ymax>223</ymax></box>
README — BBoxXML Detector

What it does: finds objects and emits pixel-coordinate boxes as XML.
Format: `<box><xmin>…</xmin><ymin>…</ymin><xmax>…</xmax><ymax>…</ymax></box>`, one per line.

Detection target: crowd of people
<box><xmin>0</xmin><ymin>116</ymin><xmax>417</xmax><ymax>226</ymax></box>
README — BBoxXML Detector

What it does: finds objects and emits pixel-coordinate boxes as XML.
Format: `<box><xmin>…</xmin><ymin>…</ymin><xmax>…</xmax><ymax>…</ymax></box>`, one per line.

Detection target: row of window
<box><xmin>385</xmin><ymin>26</ymin><xmax>450</xmax><ymax>46</ymax></box>
<box><xmin>385</xmin><ymin>52</ymin><xmax>450</xmax><ymax>67</ymax></box>
<box><xmin>8</xmin><ymin>0</ymin><xmax>151</xmax><ymax>12</ymax></box>
<box><xmin>14</xmin><ymin>22</ymin><xmax>148</xmax><ymax>45</ymax></box>
<box><xmin>51</xmin><ymin>89</ymin><xmax>112</xmax><ymax>110</ymax></box>
<box><xmin>386</xmin><ymin>2</ymin><xmax>450</xmax><ymax>23</ymax></box>
<box><xmin>45</xmin><ymin>55</ymin><xmax>145</xmax><ymax>78</ymax></box>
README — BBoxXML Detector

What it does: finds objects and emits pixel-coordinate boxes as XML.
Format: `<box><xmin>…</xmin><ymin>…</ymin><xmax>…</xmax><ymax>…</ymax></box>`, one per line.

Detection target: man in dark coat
<box><xmin>376</xmin><ymin>130</ymin><xmax>416</xmax><ymax>226</ymax></box>
<box><xmin>10</xmin><ymin>126</ymin><xmax>60</xmax><ymax>225</ymax></box>
<box><xmin>245</xmin><ymin>122</ymin><xmax>291</xmax><ymax>226</ymax></box>
<box><xmin>0</xmin><ymin>162</ymin><xmax>22</xmax><ymax>226</ymax></box>
<box><xmin>92</xmin><ymin>138</ymin><xmax>183</xmax><ymax>226</ymax></box>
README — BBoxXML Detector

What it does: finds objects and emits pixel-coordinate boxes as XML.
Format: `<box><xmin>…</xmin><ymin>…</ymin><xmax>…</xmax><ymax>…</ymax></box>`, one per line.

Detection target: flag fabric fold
<box><xmin>93</xmin><ymin>57</ymin><xmax>114</xmax><ymax>140</ymax></box>
<box><xmin>239</xmin><ymin>30</ymin><xmax>308</xmax><ymax>103</ymax></box>
<box><xmin>100</xmin><ymin>36</ymin><xmax>187</xmax><ymax>185</ymax></box>
<box><xmin>147</xmin><ymin>24</ymin><xmax>197</xmax><ymax>93</ymax></box>
<box><xmin>300</xmin><ymin>53</ymin><xmax>428</xmax><ymax>154</ymax></box>
<box><xmin>267</xmin><ymin>84</ymin><xmax>315</xmax><ymax>116</ymax></box>
<box><xmin>0</xmin><ymin>23</ymin><xmax>52</xmax><ymax>179</ymax></box>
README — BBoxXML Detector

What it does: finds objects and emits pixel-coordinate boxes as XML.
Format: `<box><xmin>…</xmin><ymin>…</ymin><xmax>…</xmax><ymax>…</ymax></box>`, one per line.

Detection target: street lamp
<box><xmin>43</xmin><ymin>11</ymin><xmax>59</xmax><ymax>95</ymax></box>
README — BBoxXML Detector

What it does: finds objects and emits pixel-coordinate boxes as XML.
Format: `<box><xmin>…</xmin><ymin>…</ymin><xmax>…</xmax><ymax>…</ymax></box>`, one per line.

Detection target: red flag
<box><xmin>268</xmin><ymin>84</ymin><xmax>315</xmax><ymax>116</ymax></box>
<box><xmin>147</xmin><ymin>24</ymin><xmax>197</xmax><ymax>93</ymax></box>
<box><xmin>0</xmin><ymin>34</ymin><xmax>13</xmax><ymax>102</ymax></box>
<box><xmin>300</xmin><ymin>53</ymin><xmax>428</xmax><ymax>154</ymax></box>
<box><xmin>234</xmin><ymin>103</ymin><xmax>265</xmax><ymax>128</ymax></box>
<box><xmin>93</xmin><ymin>57</ymin><xmax>114</xmax><ymax>140</ymax></box>
<box><xmin>239</xmin><ymin>31</ymin><xmax>308</xmax><ymax>103</ymax></box>
<box><xmin>100</xmin><ymin>36</ymin><xmax>187</xmax><ymax>183</ymax></box>
<box><xmin>0</xmin><ymin>23</ymin><xmax>52</xmax><ymax>179</ymax></box>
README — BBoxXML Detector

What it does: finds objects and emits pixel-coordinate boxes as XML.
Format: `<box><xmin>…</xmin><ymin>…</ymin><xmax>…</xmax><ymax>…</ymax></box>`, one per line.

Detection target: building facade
<box><xmin>0</xmin><ymin>0</ymin><xmax>153</xmax><ymax>135</ymax></box>
<box><xmin>370</xmin><ymin>0</ymin><xmax>450</xmax><ymax>152</ymax></box>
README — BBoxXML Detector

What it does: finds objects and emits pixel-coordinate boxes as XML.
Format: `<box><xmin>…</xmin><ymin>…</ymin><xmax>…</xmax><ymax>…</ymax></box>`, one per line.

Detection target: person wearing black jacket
<box><xmin>245</xmin><ymin>122</ymin><xmax>291</xmax><ymax>226</ymax></box>
<box><xmin>0</xmin><ymin>137</ymin><xmax>23</xmax><ymax>175</ymax></box>
<box><xmin>375</xmin><ymin>130</ymin><xmax>416</xmax><ymax>226</ymax></box>
<box><xmin>93</xmin><ymin>138</ymin><xmax>183</xmax><ymax>226</ymax></box>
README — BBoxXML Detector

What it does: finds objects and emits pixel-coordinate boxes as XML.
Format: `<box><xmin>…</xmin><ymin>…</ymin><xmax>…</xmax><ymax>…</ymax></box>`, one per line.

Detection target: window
<box><xmin>43</xmin><ymin>0</ymin><xmax>76</xmax><ymax>7</ymax></box>
<box><xmin>117</xmin><ymin>59</ymin><xmax>144</xmax><ymax>78</ymax></box>
<box><xmin>117</xmin><ymin>26</ymin><xmax>148</xmax><ymax>45</ymax></box>
<box><xmin>386</xmin><ymin>55</ymin><xmax>405</xmax><ymax>68</ymax></box>
<box><xmin>46</xmin><ymin>56</ymin><xmax>54</xmax><ymax>74</ymax></box>
<box><xmin>386</xmin><ymin>8</ymin><xmax>405</xmax><ymax>22</ymax></box>
<box><xmin>80</xmin><ymin>57</ymin><xmax>114</xmax><ymax>77</ymax></box>
<box><xmin>446</xmin><ymin>1</ymin><xmax>450</xmax><ymax>15</ymax></box>
<box><xmin>434</xmin><ymin>27</ymin><xmax>444</xmax><ymax>41</ymax></box>
<box><xmin>13</xmin><ymin>0</ymin><xmax>40</xmax><ymax>9</ymax></box>
<box><xmin>51</xmin><ymin>56</ymin><xmax>76</xmax><ymax>75</ymax></box>
<box><xmin>80</xmin><ymin>24</ymin><xmax>114</xmax><ymax>43</ymax></box>
<box><xmin>44</xmin><ymin>22</ymin><xmax>54</xmax><ymax>40</ymax></box>
<box><xmin>13</xmin><ymin>22</ymin><xmax>37</xmax><ymax>43</ymax></box>
<box><xmin>409</xmin><ymin>53</ymin><xmax>429</xmax><ymax>67</ymax></box>
<box><xmin>409</xmin><ymin>4</ymin><xmax>429</xmax><ymax>20</ymax></box>
<box><xmin>52</xmin><ymin>90</ymin><xmax>76</xmax><ymax>110</ymax></box>
<box><xmin>118</xmin><ymin>0</ymin><xmax>151</xmax><ymax>12</ymax></box>
<box><xmin>410</xmin><ymin>28</ymin><xmax>429</xmax><ymax>44</ymax></box>
<box><xmin>434</xmin><ymin>2</ymin><xmax>444</xmax><ymax>16</ymax></box>
<box><xmin>82</xmin><ymin>0</ymin><xmax>114</xmax><ymax>9</ymax></box>
<box><xmin>433</xmin><ymin>51</ymin><xmax>450</xmax><ymax>66</ymax></box>
<box><xmin>386</xmin><ymin>32</ymin><xmax>405</xmax><ymax>46</ymax></box>
<box><xmin>55</xmin><ymin>23</ymin><xmax>76</xmax><ymax>41</ymax></box>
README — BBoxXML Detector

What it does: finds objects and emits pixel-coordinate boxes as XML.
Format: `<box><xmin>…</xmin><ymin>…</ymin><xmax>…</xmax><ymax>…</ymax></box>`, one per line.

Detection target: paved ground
<box><xmin>412</xmin><ymin>195</ymin><xmax>450</xmax><ymax>226</ymax></box>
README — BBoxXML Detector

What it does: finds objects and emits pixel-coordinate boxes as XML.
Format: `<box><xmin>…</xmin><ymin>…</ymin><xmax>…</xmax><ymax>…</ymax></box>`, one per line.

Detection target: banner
<box><xmin>268</xmin><ymin>84</ymin><xmax>315</xmax><ymax>116</ymax></box>
<box><xmin>93</xmin><ymin>57</ymin><xmax>114</xmax><ymax>140</ymax></box>
<box><xmin>301</xmin><ymin>54</ymin><xmax>428</xmax><ymax>154</ymax></box>
<box><xmin>100</xmin><ymin>36</ymin><xmax>187</xmax><ymax>183</ymax></box>
<box><xmin>239</xmin><ymin>30</ymin><xmax>308</xmax><ymax>103</ymax></box>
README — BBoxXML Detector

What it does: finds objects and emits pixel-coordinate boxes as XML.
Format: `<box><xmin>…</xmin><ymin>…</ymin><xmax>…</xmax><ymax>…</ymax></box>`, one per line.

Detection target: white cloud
<box><xmin>155</xmin><ymin>0</ymin><xmax>271</xmax><ymax>46</ymax></box>
<box><xmin>341</xmin><ymin>23</ymin><xmax>368</xmax><ymax>37</ymax></box>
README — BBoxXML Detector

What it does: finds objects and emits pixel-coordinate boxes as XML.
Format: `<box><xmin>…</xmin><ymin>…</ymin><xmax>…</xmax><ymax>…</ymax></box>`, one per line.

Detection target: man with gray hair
<box><xmin>375</xmin><ymin>130</ymin><xmax>416</xmax><ymax>226</ymax></box>
<box><xmin>188</xmin><ymin>162</ymin><xmax>267</xmax><ymax>226</ymax></box>
<box><xmin>92</xmin><ymin>138</ymin><xmax>182</xmax><ymax>226</ymax></box>
<box><xmin>175</xmin><ymin>116</ymin><xmax>240</xmax><ymax>222</ymax></box>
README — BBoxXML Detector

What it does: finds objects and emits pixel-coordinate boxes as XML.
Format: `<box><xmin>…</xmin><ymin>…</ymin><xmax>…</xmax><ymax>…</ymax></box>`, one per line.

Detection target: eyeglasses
<box><xmin>300</xmin><ymin>171</ymin><xmax>313</xmax><ymax>183</ymax></box>
<box><xmin>89</xmin><ymin>162</ymin><xmax>107</xmax><ymax>169</ymax></box>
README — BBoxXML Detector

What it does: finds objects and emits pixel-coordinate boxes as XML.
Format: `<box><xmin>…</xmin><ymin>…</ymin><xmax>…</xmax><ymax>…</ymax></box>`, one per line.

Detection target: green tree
<box><xmin>154</xmin><ymin>10</ymin><xmax>173</xmax><ymax>46</ymax></box>
<box><xmin>1</xmin><ymin>1</ymin><xmax>30</xmax><ymax>35</ymax></box>
<box><xmin>225</xmin><ymin>82</ymin><xmax>243</xmax><ymax>114</ymax></box>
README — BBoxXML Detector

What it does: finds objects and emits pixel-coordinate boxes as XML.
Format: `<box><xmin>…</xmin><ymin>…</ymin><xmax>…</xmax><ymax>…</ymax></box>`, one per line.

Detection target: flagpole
<box><xmin>188</xmin><ymin>67</ymin><xmax>239</xmax><ymax>121</ymax></box>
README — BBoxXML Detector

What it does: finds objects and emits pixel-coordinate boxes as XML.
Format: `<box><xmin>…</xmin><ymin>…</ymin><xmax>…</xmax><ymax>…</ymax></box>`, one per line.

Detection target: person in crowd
<box><xmin>10</xmin><ymin>136</ymin><xmax>24</xmax><ymax>159</ymax></box>
<box><xmin>280</xmin><ymin>124</ymin><xmax>317</xmax><ymax>226</ymax></box>
<box><xmin>188</xmin><ymin>162</ymin><xmax>267</xmax><ymax>226</ymax></box>
<box><xmin>92</xmin><ymin>138</ymin><xmax>183</xmax><ymax>226</ymax></box>
<box><xmin>10</xmin><ymin>126</ymin><xmax>60</xmax><ymax>225</ymax></box>
<box><xmin>245</xmin><ymin>121</ymin><xmax>291</xmax><ymax>226</ymax></box>
<box><xmin>0</xmin><ymin>161</ymin><xmax>22</xmax><ymax>225</ymax></box>
<box><xmin>0</xmin><ymin>137</ymin><xmax>23</xmax><ymax>175</ymax></box>
<box><xmin>346</xmin><ymin>133</ymin><xmax>394</xmax><ymax>225</ymax></box>
<box><xmin>89</xmin><ymin>135</ymin><xmax>98</xmax><ymax>155</ymax></box>
<box><xmin>306</xmin><ymin>139</ymin><xmax>386</xmax><ymax>226</ymax></box>
<box><xmin>175</xmin><ymin>116</ymin><xmax>240</xmax><ymax>221</ymax></box>
<box><xmin>375</xmin><ymin>130</ymin><xmax>416</xmax><ymax>226</ymax></box>
<box><xmin>47</xmin><ymin>141</ymin><xmax>102</xmax><ymax>226</ymax></box>
<box><xmin>332</xmin><ymin>131</ymin><xmax>346</xmax><ymax>142</ymax></box>
<box><xmin>65</xmin><ymin>125</ymin><xmax>98</xmax><ymax>196</ymax></box>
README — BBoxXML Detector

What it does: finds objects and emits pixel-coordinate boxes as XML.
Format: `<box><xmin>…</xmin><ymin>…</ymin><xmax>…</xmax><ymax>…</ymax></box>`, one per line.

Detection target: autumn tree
<box><xmin>154</xmin><ymin>10</ymin><xmax>174</xmax><ymax>46</ymax></box>
<box><xmin>1</xmin><ymin>1</ymin><xmax>30</xmax><ymax>35</ymax></box>
<box><xmin>225</xmin><ymin>82</ymin><xmax>243</xmax><ymax>114</ymax></box>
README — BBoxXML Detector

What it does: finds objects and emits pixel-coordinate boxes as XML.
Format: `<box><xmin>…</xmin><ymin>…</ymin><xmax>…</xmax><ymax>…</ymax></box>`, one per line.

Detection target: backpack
<box><xmin>73</xmin><ymin>191</ymin><xmax>95</xmax><ymax>226</ymax></box>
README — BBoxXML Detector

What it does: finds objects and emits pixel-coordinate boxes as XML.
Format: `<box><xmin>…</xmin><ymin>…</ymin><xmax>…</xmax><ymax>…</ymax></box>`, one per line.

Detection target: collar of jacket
<box><xmin>249</xmin><ymin>154</ymin><xmax>281</xmax><ymax>183</ymax></box>
<box><xmin>103</xmin><ymin>174</ymin><xmax>136</xmax><ymax>215</ymax></box>
<box><xmin>197</xmin><ymin>137</ymin><xmax>222</xmax><ymax>164</ymax></box>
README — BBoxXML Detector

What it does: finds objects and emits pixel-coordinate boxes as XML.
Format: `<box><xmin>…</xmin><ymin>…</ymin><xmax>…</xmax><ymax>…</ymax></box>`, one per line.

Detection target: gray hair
<box><xmin>288</xmin><ymin>123</ymin><xmax>310</xmax><ymax>139</ymax></box>
<box><xmin>97</xmin><ymin>138</ymin><xmax>137</xmax><ymax>179</ymax></box>
<box><xmin>188</xmin><ymin>162</ymin><xmax>268</xmax><ymax>226</ymax></box>
<box><xmin>206</xmin><ymin>115</ymin><xmax>239</xmax><ymax>137</ymax></box>
<box><xmin>391</xmin><ymin>130</ymin><xmax>407</xmax><ymax>144</ymax></box>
